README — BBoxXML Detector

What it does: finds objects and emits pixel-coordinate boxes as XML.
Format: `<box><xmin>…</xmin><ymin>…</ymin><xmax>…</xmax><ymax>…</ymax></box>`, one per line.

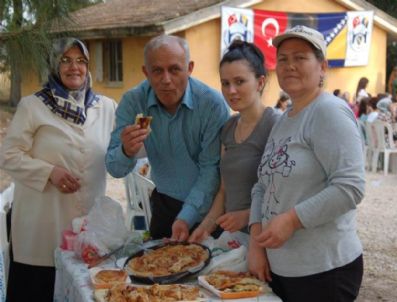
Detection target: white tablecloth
<box><xmin>53</xmin><ymin>248</ymin><xmax>281</xmax><ymax>302</ymax></box>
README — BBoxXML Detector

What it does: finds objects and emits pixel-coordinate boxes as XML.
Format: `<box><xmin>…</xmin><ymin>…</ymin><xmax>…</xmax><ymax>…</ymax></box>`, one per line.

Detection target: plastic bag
<box><xmin>73</xmin><ymin>230</ymin><xmax>109</xmax><ymax>264</ymax></box>
<box><xmin>73</xmin><ymin>196</ymin><xmax>129</xmax><ymax>264</ymax></box>
<box><xmin>200</xmin><ymin>231</ymin><xmax>249</xmax><ymax>274</ymax></box>
<box><xmin>86</xmin><ymin>196</ymin><xmax>129</xmax><ymax>250</ymax></box>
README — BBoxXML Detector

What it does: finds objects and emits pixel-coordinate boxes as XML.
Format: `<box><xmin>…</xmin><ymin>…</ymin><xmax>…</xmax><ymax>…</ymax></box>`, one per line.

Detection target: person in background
<box><xmin>376</xmin><ymin>94</ymin><xmax>397</xmax><ymax>140</ymax></box>
<box><xmin>366</xmin><ymin>97</ymin><xmax>380</xmax><ymax>123</ymax></box>
<box><xmin>248</xmin><ymin>25</ymin><xmax>365</xmax><ymax>302</ymax></box>
<box><xmin>387</xmin><ymin>65</ymin><xmax>397</xmax><ymax>97</ymax></box>
<box><xmin>341</xmin><ymin>91</ymin><xmax>350</xmax><ymax>102</ymax></box>
<box><xmin>105</xmin><ymin>34</ymin><xmax>229</xmax><ymax>241</ymax></box>
<box><xmin>189</xmin><ymin>41</ymin><xmax>280</xmax><ymax>243</ymax></box>
<box><xmin>0</xmin><ymin>38</ymin><xmax>117</xmax><ymax>301</ymax></box>
<box><xmin>355</xmin><ymin>77</ymin><xmax>370</xmax><ymax>103</ymax></box>
<box><xmin>358</xmin><ymin>96</ymin><xmax>371</xmax><ymax>122</ymax></box>
<box><xmin>274</xmin><ymin>91</ymin><xmax>291</xmax><ymax>114</ymax></box>
<box><xmin>341</xmin><ymin>91</ymin><xmax>359</xmax><ymax>117</ymax></box>
<box><xmin>333</xmin><ymin>89</ymin><xmax>341</xmax><ymax>97</ymax></box>
<box><xmin>333</xmin><ymin>90</ymin><xmax>358</xmax><ymax>117</ymax></box>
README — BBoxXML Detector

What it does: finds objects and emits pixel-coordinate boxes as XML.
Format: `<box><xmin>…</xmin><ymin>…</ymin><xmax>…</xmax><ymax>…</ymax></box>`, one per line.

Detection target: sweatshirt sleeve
<box><xmin>295</xmin><ymin>100</ymin><xmax>366</xmax><ymax>228</ymax></box>
<box><xmin>249</xmin><ymin>180</ymin><xmax>266</xmax><ymax>226</ymax></box>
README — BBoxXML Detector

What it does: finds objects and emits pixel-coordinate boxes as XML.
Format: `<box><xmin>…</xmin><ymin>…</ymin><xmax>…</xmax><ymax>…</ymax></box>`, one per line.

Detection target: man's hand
<box><xmin>171</xmin><ymin>219</ymin><xmax>190</xmax><ymax>241</ymax></box>
<box><xmin>121</xmin><ymin>125</ymin><xmax>149</xmax><ymax>157</ymax></box>
<box><xmin>49</xmin><ymin>166</ymin><xmax>80</xmax><ymax>193</ymax></box>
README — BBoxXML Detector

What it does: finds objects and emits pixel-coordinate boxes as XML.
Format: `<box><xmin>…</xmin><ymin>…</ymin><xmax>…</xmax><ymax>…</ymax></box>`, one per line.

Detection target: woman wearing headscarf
<box><xmin>0</xmin><ymin>38</ymin><xmax>117</xmax><ymax>301</ymax></box>
<box><xmin>248</xmin><ymin>26</ymin><xmax>365</xmax><ymax>302</ymax></box>
<box><xmin>376</xmin><ymin>94</ymin><xmax>397</xmax><ymax>141</ymax></box>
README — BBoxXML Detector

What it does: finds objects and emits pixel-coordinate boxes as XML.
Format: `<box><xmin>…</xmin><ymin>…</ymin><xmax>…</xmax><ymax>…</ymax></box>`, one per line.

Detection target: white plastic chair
<box><xmin>124</xmin><ymin>158</ymin><xmax>152</xmax><ymax>230</ymax></box>
<box><xmin>133</xmin><ymin>171</ymin><xmax>155</xmax><ymax>231</ymax></box>
<box><xmin>124</xmin><ymin>172</ymin><xmax>143</xmax><ymax>230</ymax></box>
<box><xmin>0</xmin><ymin>182</ymin><xmax>14</xmax><ymax>298</ymax></box>
<box><xmin>371</xmin><ymin>120</ymin><xmax>397</xmax><ymax>175</ymax></box>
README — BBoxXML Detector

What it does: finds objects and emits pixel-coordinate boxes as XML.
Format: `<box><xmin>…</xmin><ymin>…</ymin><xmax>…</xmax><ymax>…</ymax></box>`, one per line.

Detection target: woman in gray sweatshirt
<box><xmin>248</xmin><ymin>25</ymin><xmax>365</xmax><ymax>302</ymax></box>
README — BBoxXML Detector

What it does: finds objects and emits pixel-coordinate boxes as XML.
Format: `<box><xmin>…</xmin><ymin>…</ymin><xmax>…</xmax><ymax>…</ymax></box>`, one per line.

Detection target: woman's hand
<box><xmin>248</xmin><ymin>244</ymin><xmax>272</xmax><ymax>282</ymax></box>
<box><xmin>254</xmin><ymin>209</ymin><xmax>302</xmax><ymax>248</ymax></box>
<box><xmin>188</xmin><ymin>225</ymin><xmax>210</xmax><ymax>243</ymax></box>
<box><xmin>216</xmin><ymin>209</ymin><xmax>249</xmax><ymax>233</ymax></box>
<box><xmin>248</xmin><ymin>223</ymin><xmax>271</xmax><ymax>282</ymax></box>
<box><xmin>50</xmin><ymin>166</ymin><xmax>80</xmax><ymax>194</ymax></box>
<box><xmin>121</xmin><ymin>125</ymin><xmax>149</xmax><ymax>157</ymax></box>
<box><xmin>188</xmin><ymin>216</ymin><xmax>218</xmax><ymax>243</ymax></box>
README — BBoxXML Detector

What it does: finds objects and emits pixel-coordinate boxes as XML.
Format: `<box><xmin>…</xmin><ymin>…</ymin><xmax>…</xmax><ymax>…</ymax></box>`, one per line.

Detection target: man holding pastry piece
<box><xmin>106</xmin><ymin>34</ymin><xmax>229</xmax><ymax>241</ymax></box>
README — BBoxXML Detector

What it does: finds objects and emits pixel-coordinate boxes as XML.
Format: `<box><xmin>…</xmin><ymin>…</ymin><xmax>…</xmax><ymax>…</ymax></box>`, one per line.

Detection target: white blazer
<box><xmin>0</xmin><ymin>94</ymin><xmax>117</xmax><ymax>266</ymax></box>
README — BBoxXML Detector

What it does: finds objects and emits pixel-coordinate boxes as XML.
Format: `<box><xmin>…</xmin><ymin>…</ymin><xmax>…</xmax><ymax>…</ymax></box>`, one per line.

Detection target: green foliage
<box><xmin>0</xmin><ymin>0</ymin><xmax>103</xmax><ymax>105</ymax></box>
<box><xmin>366</xmin><ymin>0</ymin><xmax>397</xmax><ymax>18</ymax></box>
<box><xmin>0</xmin><ymin>0</ymin><xmax>103</xmax><ymax>73</ymax></box>
<box><xmin>367</xmin><ymin>0</ymin><xmax>397</xmax><ymax>85</ymax></box>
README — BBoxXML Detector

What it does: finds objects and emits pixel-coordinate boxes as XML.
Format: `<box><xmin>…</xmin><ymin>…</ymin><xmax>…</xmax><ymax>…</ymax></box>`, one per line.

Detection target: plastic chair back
<box><xmin>371</xmin><ymin>120</ymin><xmax>397</xmax><ymax>175</ymax></box>
<box><xmin>133</xmin><ymin>172</ymin><xmax>155</xmax><ymax>231</ymax></box>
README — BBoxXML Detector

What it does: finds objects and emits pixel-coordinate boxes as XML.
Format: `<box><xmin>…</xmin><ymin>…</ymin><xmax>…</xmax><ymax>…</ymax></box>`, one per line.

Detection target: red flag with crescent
<box><xmin>254</xmin><ymin>10</ymin><xmax>288</xmax><ymax>70</ymax></box>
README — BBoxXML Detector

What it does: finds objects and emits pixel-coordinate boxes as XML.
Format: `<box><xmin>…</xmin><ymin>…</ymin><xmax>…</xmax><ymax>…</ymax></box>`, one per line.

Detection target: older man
<box><xmin>106</xmin><ymin>35</ymin><xmax>229</xmax><ymax>241</ymax></box>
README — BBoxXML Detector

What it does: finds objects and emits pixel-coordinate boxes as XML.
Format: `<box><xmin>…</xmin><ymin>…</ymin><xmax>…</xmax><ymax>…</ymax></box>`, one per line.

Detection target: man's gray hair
<box><xmin>144</xmin><ymin>35</ymin><xmax>190</xmax><ymax>67</ymax></box>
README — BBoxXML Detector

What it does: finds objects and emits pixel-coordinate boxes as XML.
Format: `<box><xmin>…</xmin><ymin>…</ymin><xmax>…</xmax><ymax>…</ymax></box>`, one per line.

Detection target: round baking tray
<box><xmin>124</xmin><ymin>241</ymin><xmax>211</xmax><ymax>284</ymax></box>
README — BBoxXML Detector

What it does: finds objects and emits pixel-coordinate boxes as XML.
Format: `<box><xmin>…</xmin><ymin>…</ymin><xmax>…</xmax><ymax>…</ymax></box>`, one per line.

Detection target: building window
<box><xmin>103</xmin><ymin>40</ymin><xmax>123</xmax><ymax>83</ymax></box>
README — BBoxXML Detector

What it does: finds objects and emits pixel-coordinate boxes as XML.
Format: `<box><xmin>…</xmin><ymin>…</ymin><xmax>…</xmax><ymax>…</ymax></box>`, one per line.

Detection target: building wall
<box><xmin>20</xmin><ymin>0</ymin><xmax>388</xmax><ymax>106</ymax></box>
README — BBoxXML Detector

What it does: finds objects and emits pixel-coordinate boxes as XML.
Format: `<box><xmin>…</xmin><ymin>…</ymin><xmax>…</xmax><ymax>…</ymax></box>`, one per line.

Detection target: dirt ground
<box><xmin>0</xmin><ymin>106</ymin><xmax>396</xmax><ymax>301</ymax></box>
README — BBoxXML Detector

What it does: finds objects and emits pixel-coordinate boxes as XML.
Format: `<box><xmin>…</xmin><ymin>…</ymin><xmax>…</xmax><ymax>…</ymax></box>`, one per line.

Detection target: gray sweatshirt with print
<box><xmin>250</xmin><ymin>92</ymin><xmax>365</xmax><ymax>277</ymax></box>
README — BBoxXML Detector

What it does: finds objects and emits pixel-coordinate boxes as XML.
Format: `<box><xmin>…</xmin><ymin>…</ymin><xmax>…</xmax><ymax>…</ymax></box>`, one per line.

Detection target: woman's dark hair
<box><xmin>355</xmin><ymin>77</ymin><xmax>369</xmax><ymax>98</ymax></box>
<box><xmin>275</xmin><ymin>93</ymin><xmax>290</xmax><ymax>108</ymax></box>
<box><xmin>358</xmin><ymin>97</ymin><xmax>370</xmax><ymax>117</ymax></box>
<box><xmin>333</xmin><ymin>89</ymin><xmax>341</xmax><ymax>97</ymax></box>
<box><xmin>368</xmin><ymin>96</ymin><xmax>378</xmax><ymax>110</ymax></box>
<box><xmin>220</xmin><ymin>40</ymin><xmax>267</xmax><ymax>79</ymax></box>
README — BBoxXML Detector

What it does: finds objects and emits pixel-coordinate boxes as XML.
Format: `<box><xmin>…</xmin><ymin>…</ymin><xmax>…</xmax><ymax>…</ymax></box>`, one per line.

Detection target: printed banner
<box><xmin>221</xmin><ymin>7</ymin><xmax>374</xmax><ymax>69</ymax></box>
<box><xmin>221</xmin><ymin>7</ymin><xmax>254</xmax><ymax>55</ymax></box>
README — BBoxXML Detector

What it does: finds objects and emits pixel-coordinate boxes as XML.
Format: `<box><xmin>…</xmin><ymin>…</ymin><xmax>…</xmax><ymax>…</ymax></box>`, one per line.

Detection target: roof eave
<box><xmin>335</xmin><ymin>0</ymin><xmax>397</xmax><ymax>36</ymax></box>
<box><xmin>53</xmin><ymin>25</ymin><xmax>165</xmax><ymax>40</ymax></box>
<box><xmin>162</xmin><ymin>0</ymin><xmax>262</xmax><ymax>34</ymax></box>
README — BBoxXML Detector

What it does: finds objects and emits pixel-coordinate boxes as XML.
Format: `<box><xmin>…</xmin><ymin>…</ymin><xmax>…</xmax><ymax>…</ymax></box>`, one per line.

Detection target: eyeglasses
<box><xmin>59</xmin><ymin>57</ymin><xmax>88</xmax><ymax>66</ymax></box>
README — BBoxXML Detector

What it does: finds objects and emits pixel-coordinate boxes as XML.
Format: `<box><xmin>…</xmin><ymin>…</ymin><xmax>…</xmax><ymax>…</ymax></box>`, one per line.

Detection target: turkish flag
<box><xmin>254</xmin><ymin>10</ymin><xmax>288</xmax><ymax>70</ymax></box>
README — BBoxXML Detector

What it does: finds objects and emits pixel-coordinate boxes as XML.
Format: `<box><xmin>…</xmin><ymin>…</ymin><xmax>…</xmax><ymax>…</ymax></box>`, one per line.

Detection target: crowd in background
<box><xmin>332</xmin><ymin>68</ymin><xmax>397</xmax><ymax>146</ymax></box>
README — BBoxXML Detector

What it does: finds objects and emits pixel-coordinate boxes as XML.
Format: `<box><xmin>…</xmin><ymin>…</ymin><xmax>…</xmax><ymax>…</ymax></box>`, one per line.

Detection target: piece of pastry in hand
<box><xmin>135</xmin><ymin>113</ymin><xmax>152</xmax><ymax>130</ymax></box>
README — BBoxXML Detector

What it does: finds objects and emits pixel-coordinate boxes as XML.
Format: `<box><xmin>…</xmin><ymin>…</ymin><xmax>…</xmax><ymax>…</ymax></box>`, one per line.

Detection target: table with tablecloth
<box><xmin>53</xmin><ymin>247</ymin><xmax>282</xmax><ymax>302</ymax></box>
